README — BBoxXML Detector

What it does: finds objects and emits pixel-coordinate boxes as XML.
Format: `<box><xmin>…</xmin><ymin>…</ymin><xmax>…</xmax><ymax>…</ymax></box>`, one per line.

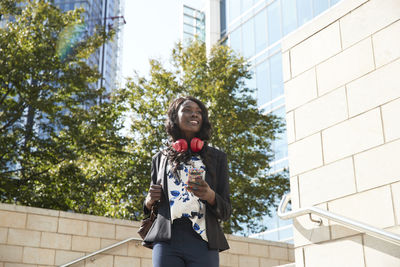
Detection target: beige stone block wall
<box><xmin>282</xmin><ymin>0</ymin><xmax>400</xmax><ymax>266</ymax></box>
<box><xmin>0</xmin><ymin>203</ymin><xmax>293</xmax><ymax>267</ymax></box>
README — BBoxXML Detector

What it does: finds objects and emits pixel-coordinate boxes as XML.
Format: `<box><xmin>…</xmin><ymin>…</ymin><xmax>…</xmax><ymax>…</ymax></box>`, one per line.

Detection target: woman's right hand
<box><xmin>145</xmin><ymin>184</ymin><xmax>162</xmax><ymax>210</ymax></box>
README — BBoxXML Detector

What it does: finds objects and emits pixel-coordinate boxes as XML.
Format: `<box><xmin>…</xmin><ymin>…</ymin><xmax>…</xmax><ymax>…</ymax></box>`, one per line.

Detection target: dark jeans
<box><xmin>152</xmin><ymin>218</ymin><xmax>219</xmax><ymax>267</ymax></box>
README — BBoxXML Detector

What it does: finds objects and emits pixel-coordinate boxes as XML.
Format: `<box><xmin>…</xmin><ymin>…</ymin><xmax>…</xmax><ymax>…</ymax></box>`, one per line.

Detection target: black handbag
<box><xmin>138</xmin><ymin>202</ymin><xmax>158</xmax><ymax>239</ymax></box>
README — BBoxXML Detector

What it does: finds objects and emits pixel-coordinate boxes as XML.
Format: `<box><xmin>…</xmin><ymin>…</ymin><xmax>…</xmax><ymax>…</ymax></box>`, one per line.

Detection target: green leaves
<box><xmin>0</xmin><ymin>1</ymin><xmax>130</xmax><ymax>218</ymax></box>
<box><xmin>1</xmin><ymin>1</ymin><xmax>288</xmax><ymax>235</ymax></box>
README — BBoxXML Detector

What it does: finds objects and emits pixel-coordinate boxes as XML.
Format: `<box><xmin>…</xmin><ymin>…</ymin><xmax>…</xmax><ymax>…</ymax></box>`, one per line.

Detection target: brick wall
<box><xmin>0</xmin><ymin>203</ymin><xmax>293</xmax><ymax>267</ymax></box>
<box><xmin>282</xmin><ymin>0</ymin><xmax>400</xmax><ymax>266</ymax></box>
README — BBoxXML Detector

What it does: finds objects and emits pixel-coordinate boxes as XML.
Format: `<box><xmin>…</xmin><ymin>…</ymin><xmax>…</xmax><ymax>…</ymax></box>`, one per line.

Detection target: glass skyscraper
<box><xmin>54</xmin><ymin>0</ymin><xmax>124</xmax><ymax>94</ymax></box>
<box><xmin>182</xmin><ymin>5</ymin><xmax>206</xmax><ymax>43</ymax></box>
<box><xmin>1</xmin><ymin>1</ymin><xmax>123</xmax><ymax>93</ymax></box>
<box><xmin>202</xmin><ymin>0</ymin><xmax>342</xmax><ymax>242</ymax></box>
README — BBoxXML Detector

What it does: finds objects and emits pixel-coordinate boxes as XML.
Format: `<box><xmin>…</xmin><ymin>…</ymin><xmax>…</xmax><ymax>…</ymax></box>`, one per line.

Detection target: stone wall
<box><xmin>282</xmin><ymin>0</ymin><xmax>400</xmax><ymax>266</ymax></box>
<box><xmin>0</xmin><ymin>203</ymin><xmax>293</xmax><ymax>267</ymax></box>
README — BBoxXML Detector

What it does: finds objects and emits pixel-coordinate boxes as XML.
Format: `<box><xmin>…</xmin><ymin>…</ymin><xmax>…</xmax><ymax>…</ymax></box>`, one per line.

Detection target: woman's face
<box><xmin>177</xmin><ymin>100</ymin><xmax>203</xmax><ymax>139</ymax></box>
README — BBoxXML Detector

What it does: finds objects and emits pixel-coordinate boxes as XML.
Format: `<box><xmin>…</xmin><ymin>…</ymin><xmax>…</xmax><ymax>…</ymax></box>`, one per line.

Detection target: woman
<box><xmin>143</xmin><ymin>96</ymin><xmax>231</xmax><ymax>267</ymax></box>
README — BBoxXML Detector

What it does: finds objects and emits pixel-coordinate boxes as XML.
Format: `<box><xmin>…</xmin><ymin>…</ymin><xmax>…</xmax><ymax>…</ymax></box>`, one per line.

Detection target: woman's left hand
<box><xmin>187</xmin><ymin>177</ymin><xmax>216</xmax><ymax>205</ymax></box>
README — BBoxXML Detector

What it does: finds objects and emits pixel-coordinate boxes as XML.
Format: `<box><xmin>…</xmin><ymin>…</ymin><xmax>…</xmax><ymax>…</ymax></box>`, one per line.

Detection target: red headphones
<box><xmin>172</xmin><ymin>138</ymin><xmax>204</xmax><ymax>153</ymax></box>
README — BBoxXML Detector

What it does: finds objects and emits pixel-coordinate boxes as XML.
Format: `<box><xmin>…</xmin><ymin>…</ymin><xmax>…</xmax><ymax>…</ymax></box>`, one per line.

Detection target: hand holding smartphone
<box><xmin>187</xmin><ymin>168</ymin><xmax>204</xmax><ymax>191</ymax></box>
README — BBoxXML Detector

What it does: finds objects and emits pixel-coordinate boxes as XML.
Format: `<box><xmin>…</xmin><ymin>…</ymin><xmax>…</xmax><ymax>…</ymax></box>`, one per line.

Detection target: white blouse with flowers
<box><xmin>167</xmin><ymin>156</ymin><xmax>208</xmax><ymax>242</ymax></box>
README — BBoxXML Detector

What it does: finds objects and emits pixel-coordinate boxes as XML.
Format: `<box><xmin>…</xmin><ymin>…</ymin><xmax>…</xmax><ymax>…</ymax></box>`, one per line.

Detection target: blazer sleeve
<box><xmin>206</xmin><ymin>151</ymin><xmax>231</xmax><ymax>221</ymax></box>
<box><xmin>143</xmin><ymin>152</ymin><xmax>160</xmax><ymax>215</ymax></box>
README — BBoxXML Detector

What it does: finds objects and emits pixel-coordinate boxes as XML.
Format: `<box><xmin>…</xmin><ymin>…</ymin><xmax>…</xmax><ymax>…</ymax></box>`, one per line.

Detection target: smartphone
<box><xmin>188</xmin><ymin>169</ymin><xmax>203</xmax><ymax>185</ymax></box>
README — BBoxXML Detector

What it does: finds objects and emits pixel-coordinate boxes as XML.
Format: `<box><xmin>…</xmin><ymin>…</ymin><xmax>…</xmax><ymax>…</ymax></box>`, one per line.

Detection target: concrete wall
<box><xmin>282</xmin><ymin>0</ymin><xmax>400</xmax><ymax>266</ymax></box>
<box><xmin>0</xmin><ymin>203</ymin><xmax>293</xmax><ymax>267</ymax></box>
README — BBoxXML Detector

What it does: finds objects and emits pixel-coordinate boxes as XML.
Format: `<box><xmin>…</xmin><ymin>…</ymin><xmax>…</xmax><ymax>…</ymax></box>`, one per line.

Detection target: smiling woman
<box><xmin>142</xmin><ymin>96</ymin><xmax>231</xmax><ymax>267</ymax></box>
<box><xmin>177</xmin><ymin>99</ymin><xmax>203</xmax><ymax>140</ymax></box>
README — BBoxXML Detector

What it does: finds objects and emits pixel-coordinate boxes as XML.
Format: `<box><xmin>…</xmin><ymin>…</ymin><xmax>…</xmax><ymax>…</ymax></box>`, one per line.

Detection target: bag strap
<box><xmin>149</xmin><ymin>201</ymin><xmax>158</xmax><ymax>220</ymax></box>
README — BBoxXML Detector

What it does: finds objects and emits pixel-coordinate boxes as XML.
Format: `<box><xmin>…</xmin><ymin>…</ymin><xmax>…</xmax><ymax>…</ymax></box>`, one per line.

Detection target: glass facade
<box><xmin>223</xmin><ymin>0</ymin><xmax>342</xmax><ymax>242</ymax></box>
<box><xmin>54</xmin><ymin>0</ymin><xmax>123</xmax><ymax>94</ymax></box>
<box><xmin>1</xmin><ymin>1</ymin><xmax>123</xmax><ymax>94</ymax></box>
<box><xmin>182</xmin><ymin>5</ymin><xmax>206</xmax><ymax>43</ymax></box>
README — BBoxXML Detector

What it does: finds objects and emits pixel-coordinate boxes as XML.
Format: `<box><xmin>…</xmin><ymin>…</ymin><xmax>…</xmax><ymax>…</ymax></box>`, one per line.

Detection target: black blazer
<box><xmin>143</xmin><ymin>146</ymin><xmax>231</xmax><ymax>251</ymax></box>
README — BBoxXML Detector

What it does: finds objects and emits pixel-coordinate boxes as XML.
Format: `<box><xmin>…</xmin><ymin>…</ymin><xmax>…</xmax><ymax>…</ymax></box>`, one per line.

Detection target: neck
<box><xmin>183</xmin><ymin>134</ymin><xmax>195</xmax><ymax>142</ymax></box>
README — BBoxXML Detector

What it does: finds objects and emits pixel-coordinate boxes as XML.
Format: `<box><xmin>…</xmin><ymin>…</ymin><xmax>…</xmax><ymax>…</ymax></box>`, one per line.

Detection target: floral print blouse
<box><xmin>167</xmin><ymin>156</ymin><xmax>208</xmax><ymax>242</ymax></box>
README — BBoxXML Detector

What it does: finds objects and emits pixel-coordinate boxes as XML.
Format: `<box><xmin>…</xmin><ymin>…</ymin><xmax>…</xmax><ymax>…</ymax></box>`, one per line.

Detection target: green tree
<box><xmin>0</xmin><ymin>0</ymin><xmax>289</xmax><ymax>233</ymax></box>
<box><xmin>125</xmin><ymin>41</ymin><xmax>289</xmax><ymax>234</ymax></box>
<box><xmin>0</xmin><ymin>0</ymin><xmax>131</xmax><ymax>216</ymax></box>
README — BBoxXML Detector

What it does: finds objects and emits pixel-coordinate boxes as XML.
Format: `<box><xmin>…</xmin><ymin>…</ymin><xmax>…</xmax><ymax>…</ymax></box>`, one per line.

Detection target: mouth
<box><xmin>189</xmin><ymin>120</ymin><xmax>199</xmax><ymax>125</ymax></box>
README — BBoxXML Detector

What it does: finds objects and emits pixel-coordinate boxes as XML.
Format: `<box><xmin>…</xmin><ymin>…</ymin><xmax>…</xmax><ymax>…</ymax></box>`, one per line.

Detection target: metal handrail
<box><xmin>278</xmin><ymin>193</ymin><xmax>400</xmax><ymax>246</ymax></box>
<box><xmin>59</xmin><ymin>237</ymin><xmax>142</xmax><ymax>267</ymax></box>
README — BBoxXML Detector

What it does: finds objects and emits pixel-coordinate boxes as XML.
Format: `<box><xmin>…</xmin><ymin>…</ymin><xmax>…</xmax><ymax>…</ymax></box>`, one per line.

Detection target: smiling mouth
<box><xmin>189</xmin><ymin>120</ymin><xmax>199</xmax><ymax>125</ymax></box>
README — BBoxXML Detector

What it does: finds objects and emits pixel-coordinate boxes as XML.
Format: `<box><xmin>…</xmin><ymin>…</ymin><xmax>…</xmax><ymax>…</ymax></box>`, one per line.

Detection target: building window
<box><xmin>267</xmin><ymin>0</ymin><xmax>282</xmax><ymax>45</ymax></box>
<box><xmin>241</xmin><ymin>0</ymin><xmax>254</xmax><ymax>15</ymax></box>
<box><xmin>228</xmin><ymin>0</ymin><xmax>241</xmax><ymax>23</ymax></box>
<box><xmin>271</xmin><ymin>106</ymin><xmax>288</xmax><ymax>160</ymax></box>
<box><xmin>256</xmin><ymin>60</ymin><xmax>271</xmax><ymax>106</ymax></box>
<box><xmin>270</xmin><ymin>52</ymin><xmax>283</xmax><ymax>100</ymax></box>
<box><xmin>242</xmin><ymin>18</ymin><xmax>255</xmax><ymax>58</ymax></box>
<box><xmin>282</xmin><ymin>0</ymin><xmax>298</xmax><ymax>35</ymax></box>
<box><xmin>220</xmin><ymin>0</ymin><xmax>227</xmax><ymax>36</ymax></box>
<box><xmin>314</xmin><ymin>0</ymin><xmax>329</xmax><ymax>16</ymax></box>
<box><xmin>183</xmin><ymin>5</ymin><xmax>205</xmax><ymax>42</ymax></box>
<box><xmin>297</xmin><ymin>0</ymin><xmax>313</xmax><ymax>26</ymax></box>
<box><xmin>330</xmin><ymin>0</ymin><xmax>341</xmax><ymax>5</ymax></box>
<box><xmin>254</xmin><ymin>9</ymin><xmax>267</xmax><ymax>54</ymax></box>
<box><xmin>244</xmin><ymin>73</ymin><xmax>257</xmax><ymax>100</ymax></box>
<box><xmin>230</xmin><ymin>26</ymin><xmax>242</xmax><ymax>54</ymax></box>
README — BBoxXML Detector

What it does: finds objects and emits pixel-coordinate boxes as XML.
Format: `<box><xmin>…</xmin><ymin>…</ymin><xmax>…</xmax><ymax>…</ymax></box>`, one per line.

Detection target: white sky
<box><xmin>121</xmin><ymin>0</ymin><xmax>205</xmax><ymax>82</ymax></box>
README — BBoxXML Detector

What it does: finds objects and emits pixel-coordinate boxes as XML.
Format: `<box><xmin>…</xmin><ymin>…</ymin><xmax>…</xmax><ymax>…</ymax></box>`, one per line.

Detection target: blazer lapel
<box><xmin>157</xmin><ymin>153</ymin><xmax>169</xmax><ymax>200</ymax></box>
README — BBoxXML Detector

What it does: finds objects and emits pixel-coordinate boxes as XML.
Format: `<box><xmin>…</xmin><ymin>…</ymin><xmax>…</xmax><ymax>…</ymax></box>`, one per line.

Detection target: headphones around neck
<box><xmin>172</xmin><ymin>137</ymin><xmax>204</xmax><ymax>153</ymax></box>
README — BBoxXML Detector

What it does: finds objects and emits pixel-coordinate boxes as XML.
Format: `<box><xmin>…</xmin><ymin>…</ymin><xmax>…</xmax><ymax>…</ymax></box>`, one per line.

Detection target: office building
<box><xmin>282</xmin><ymin>0</ymin><xmax>400</xmax><ymax>265</ymax></box>
<box><xmin>202</xmin><ymin>0</ymin><xmax>343</xmax><ymax>242</ymax></box>
<box><xmin>1</xmin><ymin>1</ymin><xmax>123</xmax><ymax>93</ymax></box>
<box><xmin>55</xmin><ymin>0</ymin><xmax>124</xmax><ymax>94</ymax></box>
<box><xmin>182</xmin><ymin>5</ymin><xmax>206</xmax><ymax>43</ymax></box>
